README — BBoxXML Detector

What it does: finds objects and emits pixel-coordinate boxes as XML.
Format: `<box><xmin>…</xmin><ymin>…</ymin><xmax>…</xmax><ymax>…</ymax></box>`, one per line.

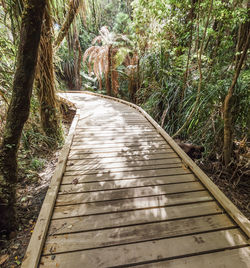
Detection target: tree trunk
<box><xmin>54</xmin><ymin>0</ymin><xmax>81</xmax><ymax>49</ymax></box>
<box><xmin>36</xmin><ymin>2</ymin><xmax>64</xmax><ymax>147</ymax></box>
<box><xmin>73</xmin><ymin>28</ymin><xmax>82</xmax><ymax>90</ymax></box>
<box><xmin>223</xmin><ymin>29</ymin><xmax>250</xmax><ymax>166</ymax></box>
<box><xmin>105</xmin><ymin>45</ymin><xmax>112</xmax><ymax>96</ymax></box>
<box><xmin>0</xmin><ymin>0</ymin><xmax>45</xmax><ymax>236</ymax></box>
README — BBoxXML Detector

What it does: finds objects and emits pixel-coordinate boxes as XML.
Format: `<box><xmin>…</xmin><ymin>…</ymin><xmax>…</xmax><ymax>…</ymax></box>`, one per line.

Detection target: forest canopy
<box><xmin>0</xmin><ymin>0</ymin><xmax>249</xmax><ymax>237</ymax></box>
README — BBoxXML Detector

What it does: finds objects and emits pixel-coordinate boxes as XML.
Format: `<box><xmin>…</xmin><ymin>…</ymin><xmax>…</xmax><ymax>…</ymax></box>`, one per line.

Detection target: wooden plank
<box><xmin>69</xmin><ymin>145</ymin><xmax>171</xmax><ymax>154</ymax></box>
<box><xmin>66</xmin><ymin>155</ymin><xmax>180</xmax><ymax>166</ymax></box>
<box><xmin>75</xmin><ymin>130</ymin><xmax>157</xmax><ymax>135</ymax></box>
<box><xmin>83</xmin><ymin>91</ymin><xmax>250</xmax><ymax>238</ymax></box>
<box><xmin>49</xmin><ymin>201</ymin><xmax>222</xmax><ymax>235</ymax></box>
<box><xmin>59</xmin><ymin>174</ymin><xmax>196</xmax><ymax>193</ymax></box>
<box><xmin>21</xmin><ymin>111</ymin><xmax>80</xmax><ymax>268</ymax></box>
<box><xmin>62</xmin><ymin>167</ymin><xmax>191</xmax><ymax>184</ymax></box>
<box><xmin>66</xmin><ymin>158</ymin><xmax>181</xmax><ymax>169</ymax></box>
<box><xmin>72</xmin><ymin>136</ymin><xmax>164</xmax><ymax>143</ymax></box>
<box><xmin>64</xmin><ymin>162</ymin><xmax>182</xmax><ymax>174</ymax></box>
<box><xmin>135</xmin><ymin>247</ymin><xmax>250</xmax><ymax>268</ymax></box>
<box><xmin>68</xmin><ymin>152</ymin><xmax>179</xmax><ymax>160</ymax></box>
<box><xmin>70</xmin><ymin>140</ymin><xmax>168</xmax><ymax>150</ymax></box>
<box><xmin>76</xmin><ymin>126</ymin><xmax>155</xmax><ymax>130</ymax></box>
<box><xmin>41</xmin><ymin>228</ymin><xmax>247</xmax><ymax>266</ymax></box>
<box><xmin>52</xmin><ymin>191</ymin><xmax>213</xmax><ymax>219</ymax></box>
<box><xmin>69</xmin><ymin>147</ymin><xmax>174</xmax><ymax>156</ymax></box>
<box><xmin>43</xmin><ymin>214</ymin><xmax>235</xmax><ymax>255</ymax></box>
<box><xmin>56</xmin><ymin>182</ymin><xmax>204</xmax><ymax>206</ymax></box>
<box><xmin>78</xmin><ymin>119</ymin><xmax>148</xmax><ymax>123</ymax></box>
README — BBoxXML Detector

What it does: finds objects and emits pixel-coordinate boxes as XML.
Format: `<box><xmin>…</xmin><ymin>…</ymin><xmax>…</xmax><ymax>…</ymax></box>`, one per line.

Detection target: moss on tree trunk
<box><xmin>0</xmin><ymin>0</ymin><xmax>46</xmax><ymax>236</ymax></box>
<box><xmin>36</xmin><ymin>3</ymin><xmax>64</xmax><ymax>147</ymax></box>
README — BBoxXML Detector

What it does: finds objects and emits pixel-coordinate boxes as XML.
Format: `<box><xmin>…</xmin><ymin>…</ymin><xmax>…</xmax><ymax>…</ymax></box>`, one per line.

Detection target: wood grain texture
<box><xmin>62</xmin><ymin>167</ymin><xmax>191</xmax><ymax>183</ymax></box>
<box><xmin>56</xmin><ymin>181</ymin><xmax>204</xmax><ymax>206</ymax></box>
<box><xmin>40</xmin><ymin>229</ymin><xmax>248</xmax><ymax>267</ymax></box>
<box><xmin>43</xmin><ymin>214</ymin><xmax>235</xmax><ymax>254</ymax></box>
<box><xmin>52</xmin><ymin>190</ymin><xmax>213</xmax><ymax>219</ymax></box>
<box><xmin>135</xmin><ymin>247</ymin><xmax>250</xmax><ymax>268</ymax></box>
<box><xmin>59</xmin><ymin>173</ymin><xmax>196</xmax><ymax>193</ymax></box>
<box><xmin>49</xmin><ymin>201</ymin><xmax>222</xmax><ymax>235</ymax></box>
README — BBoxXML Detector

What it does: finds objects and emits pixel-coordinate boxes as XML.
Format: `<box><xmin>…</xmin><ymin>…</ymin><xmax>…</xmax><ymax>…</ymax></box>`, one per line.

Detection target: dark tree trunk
<box><xmin>0</xmin><ymin>0</ymin><xmax>45</xmax><ymax>236</ymax></box>
<box><xmin>36</xmin><ymin>3</ymin><xmax>64</xmax><ymax>147</ymax></box>
<box><xmin>105</xmin><ymin>45</ymin><xmax>112</xmax><ymax>96</ymax></box>
<box><xmin>73</xmin><ymin>28</ymin><xmax>82</xmax><ymax>90</ymax></box>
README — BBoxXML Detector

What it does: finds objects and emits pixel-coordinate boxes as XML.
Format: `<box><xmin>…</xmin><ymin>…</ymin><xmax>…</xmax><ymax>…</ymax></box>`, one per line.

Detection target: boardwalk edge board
<box><xmin>21</xmin><ymin>106</ymin><xmax>80</xmax><ymax>268</ymax></box>
<box><xmin>78</xmin><ymin>90</ymin><xmax>250</xmax><ymax>239</ymax></box>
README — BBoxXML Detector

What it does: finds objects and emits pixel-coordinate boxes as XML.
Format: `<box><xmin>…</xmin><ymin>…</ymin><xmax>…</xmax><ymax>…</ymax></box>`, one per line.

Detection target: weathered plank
<box><xmin>40</xmin><ymin>229</ymin><xmax>248</xmax><ymax>267</ymax></box>
<box><xmin>75</xmin><ymin>130</ymin><xmax>158</xmax><ymax>136</ymax></box>
<box><xmin>69</xmin><ymin>147</ymin><xmax>175</xmax><ymax>157</ymax></box>
<box><xmin>135</xmin><ymin>247</ymin><xmax>250</xmax><ymax>268</ymax></box>
<box><xmin>64</xmin><ymin>162</ymin><xmax>182</xmax><ymax>174</ymax></box>
<box><xmin>72</xmin><ymin>136</ymin><xmax>164</xmax><ymax>144</ymax></box>
<box><xmin>52</xmin><ymin>191</ymin><xmax>213</xmax><ymax>219</ymax></box>
<box><xmin>66</xmin><ymin>155</ymin><xmax>180</xmax><ymax>166</ymax></box>
<box><xmin>49</xmin><ymin>201</ymin><xmax>222</xmax><ymax>235</ymax></box>
<box><xmin>69</xmin><ymin>145</ymin><xmax>172</xmax><ymax>155</ymax></box>
<box><xmin>68</xmin><ymin>151</ymin><xmax>179</xmax><ymax>160</ymax></box>
<box><xmin>70</xmin><ymin>141</ymin><xmax>168</xmax><ymax>150</ymax></box>
<box><xmin>43</xmin><ymin>214</ymin><xmax>235</xmax><ymax>255</ymax></box>
<box><xmin>56</xmin><ymin>182</ymin><xmax>204</xmax><ymax>205</ymax></box>
<box><xmin>59</xmin><ymin>174</ymin><xmax>196</xmax><ymax>193</ymax></box>
<box><xmin>73</xmin><ymin>132</ymin><xmax>162</xmax><ymax>140</ymax></box>
<box><xmin>62</xmin><ymin>167</ymin><xmax>191</xmax><ymax>183</ymax></box>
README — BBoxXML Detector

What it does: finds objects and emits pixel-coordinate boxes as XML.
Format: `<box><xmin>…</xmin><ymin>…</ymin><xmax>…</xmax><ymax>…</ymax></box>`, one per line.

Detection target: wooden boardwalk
<box><xmin>22</xmin><ymin>92</ymin><xmax>250</xmax><ymax>268</ymax></box>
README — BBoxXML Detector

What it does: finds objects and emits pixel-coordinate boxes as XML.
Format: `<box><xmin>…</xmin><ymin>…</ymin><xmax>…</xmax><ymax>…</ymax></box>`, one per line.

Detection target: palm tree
<box><xmin>83</xmin><ymin>26</ymin><xmax>131</xmax><ymax>96</ymax></box>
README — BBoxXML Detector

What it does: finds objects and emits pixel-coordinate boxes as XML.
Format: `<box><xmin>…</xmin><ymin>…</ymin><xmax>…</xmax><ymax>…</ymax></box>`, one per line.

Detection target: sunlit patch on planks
<box><xmin>22</xmin><ymin>92</ymin><xmax>250</xmax><ymax>268</ymax></box>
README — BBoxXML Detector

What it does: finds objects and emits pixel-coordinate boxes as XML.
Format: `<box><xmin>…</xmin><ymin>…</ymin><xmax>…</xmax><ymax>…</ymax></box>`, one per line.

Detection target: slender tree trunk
<box><xmin>105</xmin><ymin>45</ymin><xmax>112</xmax><ymax>96</ymax></box>
<box><xmin>73</xmin><ymin>27</ymin><xmax>82</xmax><ymax>90</ymax></box>
<box><xmin>181</xmin><ymin>0</ymin><xmax>195</xmax><ymax>102</ymax></box>
<box><xmin>36</xmin><ymin>2</ymin><xmax>64</xmax><ymax>147</ymax></box>
<box><xmin>54</xmin><ymin>0</ymin><xmax>81</xmax><ymax>49</ymax></box>
<box><xmin>0</xmin><ymin>0</ymin><xmax>45</xmax><ymax>236</ymax></box>
<box><xmin>223</xmin><ymin>29</ymin><xmax>250</xmax><ymax>166</ymax></box>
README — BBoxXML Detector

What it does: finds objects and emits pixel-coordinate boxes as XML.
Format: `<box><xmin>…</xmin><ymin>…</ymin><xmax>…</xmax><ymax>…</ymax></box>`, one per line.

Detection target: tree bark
<box><xmin>54</xmin><ymin>0</ymin><xmax>81</xmax><ymax>49</ymax></box>
<box><xmin>0</xmin><ymin>0</ymin><xmax>45</xmax><ymax>236</ymax></box>
<box><xmin>36</xmin><ymin>2</ymin><xmax>64</xmax><ymax>147</ymax></box>
<box><xmin>105</xmin><ymin>45</ymin><xmax>112</xmax><ymax>96</ymax></box>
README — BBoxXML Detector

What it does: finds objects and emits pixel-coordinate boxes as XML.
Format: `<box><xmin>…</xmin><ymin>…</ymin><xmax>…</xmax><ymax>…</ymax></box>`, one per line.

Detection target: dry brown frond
<box><xmin>82</xmin><ymin>46</ymin><xmax>99</xmax><ymax>64</ymax></box>
<box><xmin>92</xmin><ymin>36</ymin><xmax>102</xmax><ymax>45</ymax></box>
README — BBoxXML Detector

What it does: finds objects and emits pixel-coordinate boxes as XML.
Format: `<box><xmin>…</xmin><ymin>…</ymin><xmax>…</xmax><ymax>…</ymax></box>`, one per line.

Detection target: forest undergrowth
<box><xmin>0</xmin><ymin>99</ymin><xmax>75</xmax><ymax>267</ymax></box>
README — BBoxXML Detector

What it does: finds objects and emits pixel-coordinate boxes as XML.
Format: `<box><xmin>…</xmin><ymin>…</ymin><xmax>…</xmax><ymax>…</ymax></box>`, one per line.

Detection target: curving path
<box><xmin>22</xmin><ymin>92</ymin><xmax>250</xmax><ymax>268</ymax></box>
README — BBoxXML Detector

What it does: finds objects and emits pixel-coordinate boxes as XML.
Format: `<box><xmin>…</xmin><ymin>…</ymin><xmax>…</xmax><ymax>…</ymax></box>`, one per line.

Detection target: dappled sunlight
<box><xmin>45</xmin><ymin>92</ymin><xmax>250</xmax><ymax>267</ymax></box>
